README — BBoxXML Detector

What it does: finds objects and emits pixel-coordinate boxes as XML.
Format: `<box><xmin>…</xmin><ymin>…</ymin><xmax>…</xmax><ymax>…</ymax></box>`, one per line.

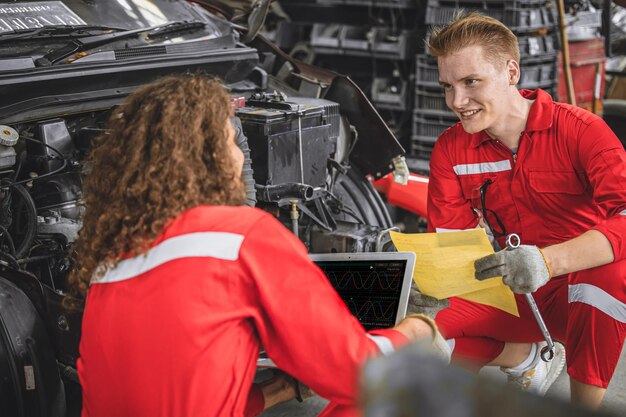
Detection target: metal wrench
<box><xmin>505</xmin><ymin>233</ymin><xmax>555</xmax><ymax>362</ymax></box>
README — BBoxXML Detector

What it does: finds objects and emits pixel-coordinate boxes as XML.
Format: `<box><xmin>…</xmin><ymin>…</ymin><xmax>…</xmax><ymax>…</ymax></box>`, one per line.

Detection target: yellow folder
<box><xmin>390</xmin><ymin>229</ymin><xmax>519</xmax><ymax>317</ymax></box>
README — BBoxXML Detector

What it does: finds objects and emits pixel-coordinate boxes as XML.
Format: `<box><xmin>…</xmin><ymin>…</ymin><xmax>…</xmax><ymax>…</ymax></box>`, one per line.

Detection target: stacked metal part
<box><xmin>278</xmin><ymin>0</ymin><xmax>424</xmax><ymax>153</ymax></box>
<box><xmin>411</xmin><ymin>0</ymin><xmax>560</xmax><ymax>174</ymax></box>
<box><xmin>557</xmin><ymin>0</ymin><xmax>606</xmax><ymax>110</ymax></box>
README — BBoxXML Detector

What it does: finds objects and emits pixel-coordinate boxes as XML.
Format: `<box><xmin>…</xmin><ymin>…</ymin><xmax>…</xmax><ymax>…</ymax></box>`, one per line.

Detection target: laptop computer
<box><xmin>309</xmin><ymin>251</ymin><xmax>416</xmax><ymax>330</ymax></box>
<box><xmin>257</xmin><ymin>251</ymin><xmax>416</xmax><ymax>368</ymax></box>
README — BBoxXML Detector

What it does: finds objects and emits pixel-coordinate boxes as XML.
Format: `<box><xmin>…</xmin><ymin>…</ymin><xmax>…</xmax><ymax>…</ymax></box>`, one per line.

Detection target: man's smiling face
<box><xmin>438</xmin><ymin>45</ymin><xmax>515</xmax><ymax>135</ymax></box>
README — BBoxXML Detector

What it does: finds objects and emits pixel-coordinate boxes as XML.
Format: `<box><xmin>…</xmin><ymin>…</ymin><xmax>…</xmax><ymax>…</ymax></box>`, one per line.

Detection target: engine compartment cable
<box><xmin>1</xmin><ymin>136</ymin><xmax>68</xmax><ymax>189</ymax></box>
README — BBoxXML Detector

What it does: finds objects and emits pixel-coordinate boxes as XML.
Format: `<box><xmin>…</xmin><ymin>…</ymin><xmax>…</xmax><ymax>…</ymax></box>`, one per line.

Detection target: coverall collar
<box><xmin>470</xmin><ymin>88</ymin><xmax>554</xmax><ymax>149</ymax></box>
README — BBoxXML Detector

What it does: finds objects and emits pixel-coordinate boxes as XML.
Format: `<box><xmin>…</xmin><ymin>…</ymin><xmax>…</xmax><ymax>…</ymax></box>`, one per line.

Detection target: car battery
<box><xmin>236</xmin><ymin>96</ymin><xmax>340</xmax><ymax>189</ymax></box>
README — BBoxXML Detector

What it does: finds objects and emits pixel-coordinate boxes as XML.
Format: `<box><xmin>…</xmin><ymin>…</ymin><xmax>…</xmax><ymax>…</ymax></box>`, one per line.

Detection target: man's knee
<box><xmin>567</xmin><ymin>258</ymin><xmax>626</xmax><ymax>323</ymax></box>
<box><xmin>568</xmin><ymin>257</ymin><xmax>626</xmax><ymax>296</ymax></box>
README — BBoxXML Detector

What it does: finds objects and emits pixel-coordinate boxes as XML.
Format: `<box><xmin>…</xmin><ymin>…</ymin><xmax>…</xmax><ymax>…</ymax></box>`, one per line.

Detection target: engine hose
<box><xmin>5</xmin><ymin>183</ymin><xmax>37</xmax><ymax>259</ymax></box>
<box><xmin>57</xmin><ymin>361</ymin><xmax>80</xmax><ymax>384</ymax></box>
<box><xmin>257</xmin><ymin>183</ymin><xmax>315</xmax><ymax>202</ymax></box>
<box><xmin>0</xmin><ymin>224</ymin><xmax>16</xmax><ymax>257</ymax></box>
<box><xmin>0</xmin><ymin>250</ymin><xmax>20</xmax><ymax>269</ymax></box>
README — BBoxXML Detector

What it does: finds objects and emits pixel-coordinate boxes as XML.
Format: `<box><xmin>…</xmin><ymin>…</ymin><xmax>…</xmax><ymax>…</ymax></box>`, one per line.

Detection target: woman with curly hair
<box><xmin>71</xmin><ymin>74</ymin><xmax>447</xmax><ymax>417</ymax></box>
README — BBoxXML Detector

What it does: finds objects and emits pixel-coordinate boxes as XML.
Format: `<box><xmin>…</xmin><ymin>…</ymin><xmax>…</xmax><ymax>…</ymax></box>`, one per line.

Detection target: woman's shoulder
<box><xmin>164</xmin><ymin>205</ymin><xmax>273</xmax><ymax>238</ymax></box>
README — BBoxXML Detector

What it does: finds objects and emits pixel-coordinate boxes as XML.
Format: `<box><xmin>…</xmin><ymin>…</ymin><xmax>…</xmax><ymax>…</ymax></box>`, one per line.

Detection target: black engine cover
<box><xmin>0</xmin><ymin>278</ymin><xmax>65</xmax><ymax>417</ymax></box>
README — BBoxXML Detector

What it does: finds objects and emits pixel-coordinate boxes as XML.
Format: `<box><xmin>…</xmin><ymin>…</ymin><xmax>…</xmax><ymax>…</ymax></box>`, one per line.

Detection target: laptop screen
<box><xmin>257</xmin><ymin>251</ymin><xmax>416</xmax><ymax>368</ymax></box>
<box><xmin>310</xmin><ymin>252</ymin><xmax>416</xmax><ymax>330</ymax></box>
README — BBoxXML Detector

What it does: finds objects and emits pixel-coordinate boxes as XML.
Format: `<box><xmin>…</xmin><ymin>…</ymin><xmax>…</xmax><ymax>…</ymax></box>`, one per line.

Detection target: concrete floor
<box><xmin>546</xmin><ymin>345</ymin><xmax>626</xmax><ymax>415</ymax></box>
<box><xmin>261</xmin><ymin>345</ymin><xmax>626</xmax><ymax>417</ymax></box>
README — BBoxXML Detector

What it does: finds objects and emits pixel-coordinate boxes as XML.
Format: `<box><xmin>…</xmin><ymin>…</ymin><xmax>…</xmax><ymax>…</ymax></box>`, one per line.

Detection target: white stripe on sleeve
<box><xmin>367</xmin><ymin>334</ymin><xmax>395</xmax><ymax>356</ymax></box>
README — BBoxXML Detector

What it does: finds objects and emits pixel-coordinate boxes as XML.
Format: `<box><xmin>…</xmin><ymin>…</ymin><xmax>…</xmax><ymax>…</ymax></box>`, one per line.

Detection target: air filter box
<box><xmin>236</xmin><ymin>96</ymin><xmax>340</xmax><ymax>188</ymax></box>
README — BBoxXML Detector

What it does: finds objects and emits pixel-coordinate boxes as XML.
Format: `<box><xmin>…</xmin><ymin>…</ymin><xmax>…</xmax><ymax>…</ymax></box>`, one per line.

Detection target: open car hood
<box><xmin>192</xmin><ymin>0</ymin><xmax>265</xmax><ymax>20</ymax></box>
<box><xmin>192</xmin><ymin>0</ymin><xmax>271</xmax><ymax>42</ymax></box>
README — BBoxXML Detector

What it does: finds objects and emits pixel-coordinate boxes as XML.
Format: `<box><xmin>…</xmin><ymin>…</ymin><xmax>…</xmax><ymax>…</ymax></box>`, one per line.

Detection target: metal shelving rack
<box><xmin>277</xmin><ymin>0</ymin><xmax>425</xmax><ymax>154</ymax></box>
<box><xmin>411</xmin><ymin>0</ymin><xmax>560</xmax><ymax>173</ymax></box>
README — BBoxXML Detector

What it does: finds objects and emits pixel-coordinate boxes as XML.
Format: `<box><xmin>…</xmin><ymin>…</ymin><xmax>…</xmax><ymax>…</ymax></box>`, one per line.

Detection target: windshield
<box><xmin>1</xmin><ymin>0</ymin><xmax>217</xmax><ymax>31</ymax></box>
<box><xmin>0</xmin><ymin>0</ymin><xmax>236</xmax><ymax>60</ymax></box>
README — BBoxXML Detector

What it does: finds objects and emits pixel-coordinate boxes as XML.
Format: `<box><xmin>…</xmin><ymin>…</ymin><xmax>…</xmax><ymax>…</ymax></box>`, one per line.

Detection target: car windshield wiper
<box><xmin>0</xmin><ymin>25</ymin><xmax>127</xmax><ymax>45</ymax></box>
<box><xmin>34</xmin><ymin>21</ymin><xmax>207</xmax><ymax>67</ymax></box>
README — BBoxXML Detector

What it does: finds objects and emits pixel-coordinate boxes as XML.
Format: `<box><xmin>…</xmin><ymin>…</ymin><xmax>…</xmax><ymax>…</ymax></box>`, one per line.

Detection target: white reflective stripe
<box><xmin>620</xmin><ymin>210</ymin><xmax>626</xmax><ymax>216</ymax></box>
<box><xmin>408</xmin><ymin>175</ymin><xmax>429</xmax><ymax>184</ymax></box>
<box><xmin>367</xmin><ymin>334</ymin><xmax>395</xmax><ymax>356</ymax></box>
<box><xmin>568</xmin><ymin>284</ymin><xmax>626</xmax><ymax>323</ymax></box>
<box><xmin>435</xmin><ymin>225</ymin><xmax>480</xmax><ymax>233</ymax></box>
<box><xmin>446</xmin><ymin>338</ymin><xmax>456</xmax><ymax>353</ymax></box>
<box><xmin>453</xmin><ymin>160</ymin><xmax>512</xmax><ymax>176</ymax></box>
<box><xmin>435</xmin><ymin>227</ymin><xmax>473</xmax><ymax>233</ymax></box>
<box><xmin>93</xmin><ymin>232</ymin><xmax>244</xmax><ymax>284</ymax></box>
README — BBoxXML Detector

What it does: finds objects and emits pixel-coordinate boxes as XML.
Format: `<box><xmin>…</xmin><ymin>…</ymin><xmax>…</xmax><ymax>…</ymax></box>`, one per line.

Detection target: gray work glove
<box><xmin>405</xmin><ymin>313</ymin><xmax>452</xmax><ymax>364</ymax></box>
<box><xmin>474</xmin><ymin>245</ymin><xmax>551</xmax><ymax>294</ymax></box>
<box><xmin>407</xmin><ymin>281</ymin><xmax>450</xmax><ymax>319</ymax></box>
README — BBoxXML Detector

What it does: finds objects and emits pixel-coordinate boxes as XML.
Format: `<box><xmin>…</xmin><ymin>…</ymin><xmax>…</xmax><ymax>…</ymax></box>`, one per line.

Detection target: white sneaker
<box><xmin>501</xmin><ymin>342</ymin><xmax>566</xmax><ymax>395</ymax></box>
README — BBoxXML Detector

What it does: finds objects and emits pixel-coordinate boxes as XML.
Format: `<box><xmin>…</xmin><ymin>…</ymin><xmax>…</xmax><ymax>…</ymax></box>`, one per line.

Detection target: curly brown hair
<box><xmin>68</xmin><ymin>74</ymin><xmax>245</xmax><ymax>295</ymax></box>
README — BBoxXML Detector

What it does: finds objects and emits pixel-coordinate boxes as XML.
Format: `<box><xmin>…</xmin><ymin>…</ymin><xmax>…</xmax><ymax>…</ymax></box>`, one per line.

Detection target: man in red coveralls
<box><xmin>69</xmin><ymin>75</ymin><xmax>449</xmax><ymax>417</ymax></box>
<box><xmin>426</xmin><ymin>12</ymin><xmax>626</xmax><ymax>410</ymax></box>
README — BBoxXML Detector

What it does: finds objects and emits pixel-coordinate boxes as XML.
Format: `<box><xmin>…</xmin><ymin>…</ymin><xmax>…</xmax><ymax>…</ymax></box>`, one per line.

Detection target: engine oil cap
<box><xmin>0</xmin><ymin>125</ymin><xmax>18</xmax><ymax>147</ymax></box>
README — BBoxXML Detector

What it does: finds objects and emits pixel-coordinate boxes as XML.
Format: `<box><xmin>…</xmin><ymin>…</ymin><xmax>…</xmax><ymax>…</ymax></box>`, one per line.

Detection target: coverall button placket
<box><xmin>510</xmin><ymin>132</ymin><xmax>531</xmax><ymax>240</ymax></box>
<box><xmin>489</xmin><ymin>138</ymin><xmax>525</xmax><ymax>243</ymax></box>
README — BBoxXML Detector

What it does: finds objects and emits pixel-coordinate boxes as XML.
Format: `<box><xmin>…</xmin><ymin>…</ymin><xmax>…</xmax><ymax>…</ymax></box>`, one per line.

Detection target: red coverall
<box><xmin>78</xmin><ymin>205</ymin><xmax>408</xmax><ymax>417</ymax></box>
<box><xmin>428</xmin><ymin>89</ymin><xmax>626</xmax><ymax>388</ymax></box>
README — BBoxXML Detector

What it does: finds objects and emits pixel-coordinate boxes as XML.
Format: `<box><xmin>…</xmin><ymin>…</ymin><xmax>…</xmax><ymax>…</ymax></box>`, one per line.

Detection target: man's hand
<box><xmin>474</xmin><ymin>245</ymin><xmax>551</xmax><ymax>294</ymax></box>
<box><xmin>407</xmin><ymin>281</ymin><xmax>449</xmax><ymax>318</ymax></box>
